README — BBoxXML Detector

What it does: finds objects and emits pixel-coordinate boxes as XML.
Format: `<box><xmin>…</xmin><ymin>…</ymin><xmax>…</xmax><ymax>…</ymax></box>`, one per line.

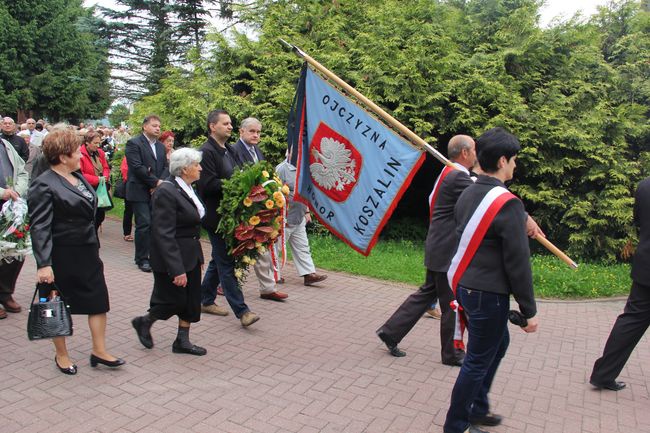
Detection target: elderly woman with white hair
<box><xmin>131</xmin><ymin>147</ymin><xmax>207</xmax><ymax>356</ymax></box>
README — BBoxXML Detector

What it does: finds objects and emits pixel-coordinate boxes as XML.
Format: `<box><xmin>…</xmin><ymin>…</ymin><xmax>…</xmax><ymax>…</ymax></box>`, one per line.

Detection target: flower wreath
<box><xmin>0</xmin><ymin>198</ymin><xmax>32</xmax><ymax>263</ymax></box>
<box><xmin>217</xmin><ymin>161</ymin><xmax>290</xmax><ymax>281</ymax></box>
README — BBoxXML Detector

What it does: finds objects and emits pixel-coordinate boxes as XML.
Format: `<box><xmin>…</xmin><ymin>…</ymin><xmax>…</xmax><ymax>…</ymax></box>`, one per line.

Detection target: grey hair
<box><xmin>170</xmin><ymin>147</ymin><xmax>202</xmax><ymax>177</ymax></box>
<box><xmin>240</xmin><ymin>117</ymin><xmax>261</xmax><ymax>130</ymax></box>
<box><xmin>447</xmin><ymin>135</ymin><xmax>474</xmax><ymax>159</ymax></box>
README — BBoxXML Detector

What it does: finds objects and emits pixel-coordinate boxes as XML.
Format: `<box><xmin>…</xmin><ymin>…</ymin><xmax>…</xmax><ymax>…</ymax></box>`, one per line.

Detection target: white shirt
<box><xmin>175</xmin><ymin>176</ymin><xmax>205</xmax><ymax>218</ymax></box>
<box><xmin>144</xmin><ymin>134</ymin><xmax>157</xmax><ymax>159</ymax></box>
<box><xmin>30</xmin><ymin>130</ymin><xmax>44</xmax><ymax>147</ymax></box>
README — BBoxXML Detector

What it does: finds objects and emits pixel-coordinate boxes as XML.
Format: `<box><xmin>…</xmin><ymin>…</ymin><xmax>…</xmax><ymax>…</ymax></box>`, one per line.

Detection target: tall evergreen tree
<box><xmin>128</xmin><ymin>0</ymin><xmax>649</xmax><ymax>261</ymax></box>
<box><xmin>99</xmin><ymin>0</ymin><xmax>221</xmax><ymax>98</ymax></box>
<box><xmin>0</xmin><ymin>0</ymin><xmax>111</xmax><ymax>121</ymax></box>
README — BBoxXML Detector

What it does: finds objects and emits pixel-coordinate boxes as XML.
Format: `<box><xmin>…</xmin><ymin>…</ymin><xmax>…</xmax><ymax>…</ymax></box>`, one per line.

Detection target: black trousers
<box><xmin>591</xmin><ymin>280</ymin><xmax>650</xmax><ymax>384</ymax></box>
<box><xmin>123</xmin><ymin>199</ymin><xmax>134</xmax><ymax>236</ymax></box>
<box><xmin>378</xmin><ymin>269</ymin><xmax>464</xmax><ymax>363</ymax></box>
<box><xmin>0</xmin><ymin>259</ymin><xmax>24</xmax><ymax>300</ymax></box>
<box><xmin>132</xmin><ymin>201</ymin><xmax>151</xmax><ymax>265</ymax></box>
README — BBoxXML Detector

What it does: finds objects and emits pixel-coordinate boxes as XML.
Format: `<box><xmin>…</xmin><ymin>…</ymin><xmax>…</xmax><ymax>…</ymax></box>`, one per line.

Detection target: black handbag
<box><xmin>113</xmin><ymin>180</ymin><xmax>126</xmax><ymax>199</ymax></box>
<box><xmin>27</xmin><ymin>283</ymin><xmax>73</xmax><ymax>341</ymax></box>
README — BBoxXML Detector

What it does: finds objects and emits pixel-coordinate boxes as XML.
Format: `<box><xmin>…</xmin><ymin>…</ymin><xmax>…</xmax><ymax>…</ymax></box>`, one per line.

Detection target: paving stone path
<box><xmin>1</xmin><ymin>218</ymin><xmax>648</xmax><ymax>433</ymax></box>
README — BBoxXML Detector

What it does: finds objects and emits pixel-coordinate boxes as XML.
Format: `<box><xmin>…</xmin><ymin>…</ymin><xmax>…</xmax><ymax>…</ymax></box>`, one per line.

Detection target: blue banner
<box><xmin>293</xmin><ymin>67</ymin><xmax>425</xmax><ymax>255</ymax></box>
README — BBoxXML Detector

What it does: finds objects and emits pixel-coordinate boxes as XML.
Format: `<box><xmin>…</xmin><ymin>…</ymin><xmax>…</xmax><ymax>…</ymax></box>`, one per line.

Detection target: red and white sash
<box><xmin>428</xmin><ymin>165</ymin><xmax>455</xmax><ymax>220</ymax></box>
<box><xmin>446</xmin><ymin>185</ymin><xmax>518</xmax><ymax>348</ymax></box>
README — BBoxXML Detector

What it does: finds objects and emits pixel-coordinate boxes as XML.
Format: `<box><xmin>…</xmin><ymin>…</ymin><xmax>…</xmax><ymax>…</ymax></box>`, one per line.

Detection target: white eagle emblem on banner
<box><xmin>310</xmin><ymin>137</ymin><xmax>357</xmax><ymax>191</ymax></box>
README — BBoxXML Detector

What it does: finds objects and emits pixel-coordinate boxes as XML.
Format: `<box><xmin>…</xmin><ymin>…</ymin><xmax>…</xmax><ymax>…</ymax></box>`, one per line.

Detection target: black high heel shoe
<box><xmin>89</xmin><ymin>354</ymin><xmax>126</xmax><ymax>368</ymax></box>
<box><xmin>55</xmin><ymin>356</ymin><xmax>77</xmax><ymax>375</ymax></box>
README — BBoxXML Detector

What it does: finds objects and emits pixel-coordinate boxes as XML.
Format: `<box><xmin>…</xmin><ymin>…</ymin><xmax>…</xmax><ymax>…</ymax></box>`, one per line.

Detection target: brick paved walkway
<box><xmin>2</xmin><ymin>218</ymin><xmax>649</xmax><ymax>433</ymax></box>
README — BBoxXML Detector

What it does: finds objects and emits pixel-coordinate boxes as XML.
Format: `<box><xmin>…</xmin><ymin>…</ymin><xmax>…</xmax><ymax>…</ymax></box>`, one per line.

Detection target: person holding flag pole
<box><xmin>279</xmin><ymin>38</ymin><xmax>577</xmax><ymax>270</ymax></box>
<box><xmin>444</xmin><ymin>127</ymin><xmax>538</xmax><ymax>433</ymax></box>
<box><xmin>377</xmin><ymin>135</ymin><xmax>479</xmax><ymax>364</ymax></box>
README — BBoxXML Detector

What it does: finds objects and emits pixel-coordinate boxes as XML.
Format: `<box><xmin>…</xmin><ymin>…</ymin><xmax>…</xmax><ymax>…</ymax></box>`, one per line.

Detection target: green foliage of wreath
<box><xmin>216</xmin><ymin>161</ymin><xmax>289</xmax><ymax>281</ymax></box>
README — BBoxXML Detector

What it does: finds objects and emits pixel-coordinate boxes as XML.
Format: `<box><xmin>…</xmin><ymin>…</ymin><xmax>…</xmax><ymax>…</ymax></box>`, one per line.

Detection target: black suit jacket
<box><xmin>125</xmin><ymin>134</ymin><xmax>169</xmax><ymax>202</ymax></box>
<box><xmin>454</xmin><ymin>175</ymin><xmax>536</xmax><ymax>318</ymax></box>
<box><xmin>28</xmin><ymin>170</ymin><xmax>97</xmax><ymax>268</ymax></box>
<box><xmin>424</xmin><ymin>167</ymin><xmax>473</xmax><ymax>272</ymax></box>
<box><xmin>196</xmin><ymin>137</ymin><xmax>238</xmax><ymax>232</ymax></box>
<box><xmin>0</xmin><ymin>133</ymin><xmax>29</xmax><ymax>162</ymax></box>
<box><xmin>632</xmin><ymin>177</ymin><xmax>650</xmax><ymax>284</ymax></box>
<box><xmin>150</xmin><ymin>178</ymin><xmax>204</xmax><ymax>276</ymax></box>
<box><xmin>231</xmin><ymin>138</ymin><xmax>264</xmax><ymax>166</ymax></box>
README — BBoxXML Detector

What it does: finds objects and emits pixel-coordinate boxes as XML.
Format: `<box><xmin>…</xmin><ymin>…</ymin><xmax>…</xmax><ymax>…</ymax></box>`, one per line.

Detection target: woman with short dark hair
<box><xmin>29</xmin><ymin>129</ymin><xmax>124</xmax><ymax>375</ymax></box>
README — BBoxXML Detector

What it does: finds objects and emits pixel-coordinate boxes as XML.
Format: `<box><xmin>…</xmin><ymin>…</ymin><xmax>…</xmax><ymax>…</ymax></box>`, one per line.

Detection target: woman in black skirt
<box><xmin>29</xmin><ymin>129</ymin><xmax>125</xmax><ymax>375</ymax></box>
<box><xmin>131</xmin><ymin>147</ymin><xmax>206</xmax><ymax>355</ymax></box>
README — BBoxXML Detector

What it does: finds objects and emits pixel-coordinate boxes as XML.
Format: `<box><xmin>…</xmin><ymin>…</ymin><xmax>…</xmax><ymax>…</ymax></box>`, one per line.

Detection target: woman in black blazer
<box><xmin>131</xmin><ymin>148</ymin><xmax>207</xmax><ymax>355</ymax></box>
<box><xmin>29</xmin><ymin>129</ymin><xmax>125</xmax><ymax>375</ymax></box>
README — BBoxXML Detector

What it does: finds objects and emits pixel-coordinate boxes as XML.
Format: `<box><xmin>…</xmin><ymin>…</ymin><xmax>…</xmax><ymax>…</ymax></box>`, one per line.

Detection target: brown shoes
<box><xmin>1</xmin><ymin>297</ymin><xmax>21</xmax><ymax>313</ymax></box>
<box><xmin>201</xmin><ymin>303</ymin><xmax>229</xmax><ymax>316</ymax></box>
<box><xmin>303</xmin><ymin>273</ymin><xmax>327</xmax><ymax>286</ymax></box>
<box><xmin>240</xmin><ymin>311</ymin><xmax>260</xmax><ymax>327</ymax></box>
<box><xmin>425</xmin><ymin>307</ymin><xmax>441</xmax><ymax>320</ymax></box>
<box><xmin>260</xmin><ymin>291</ymin><xmax>288</xmax><ymax>301</ymax></box>
<box><xmin>0</xmin><ymin>306</ymin><xmax>6</xmax><ymax>319</ymax></box>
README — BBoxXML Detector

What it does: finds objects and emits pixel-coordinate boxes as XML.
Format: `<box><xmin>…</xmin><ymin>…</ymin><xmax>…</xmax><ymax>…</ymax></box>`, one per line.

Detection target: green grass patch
<box><xmin>107</xmin><ymin>199</ymin><xmax>631</xmax><ymax>299</ymax></box>
<box><xmin>107</xmin><ymin>197</ymin><xmax>126</xmax><ymax>219</ymax></box>
<box><xmin>308</xmin><ymin>235</ymin><xmax>631</xmax><ymax>299</ymax></box>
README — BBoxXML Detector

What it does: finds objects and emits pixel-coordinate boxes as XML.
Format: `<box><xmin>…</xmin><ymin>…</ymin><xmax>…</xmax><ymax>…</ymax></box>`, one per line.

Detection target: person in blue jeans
<box><xmin>196</xmin><ymin>110</ymin><xmax>259</xmax><ymax>327</ymax></box>
<box><xmin>444</xmin><ymin>128</ymin><xmax>539</xmax><ymax>433</ymax></box>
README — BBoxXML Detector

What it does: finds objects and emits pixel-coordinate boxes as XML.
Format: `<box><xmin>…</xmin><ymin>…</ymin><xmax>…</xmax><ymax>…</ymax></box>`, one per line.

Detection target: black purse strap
<box><xmin>32</xmin><ymin>282</ymin><xmax>68</xmax><ymax>305</ymax></box>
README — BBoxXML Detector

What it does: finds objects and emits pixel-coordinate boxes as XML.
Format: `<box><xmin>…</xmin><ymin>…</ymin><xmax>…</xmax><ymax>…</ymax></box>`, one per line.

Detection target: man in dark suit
<box><xmin>125</xmin><ymin>114</ymin><xmax>169</xmax><ymax>272</ymax></box>
<box><xmin>230</xmin><ymin>117</ymin><xmax>288</xmax><ymax>302</ymax></box>
<box><xmin>444</xmin><ymin>128</ymin><xmax>539</xmax><ymax>433</ymax></box>
<box><xmin>376</xmin><ymin>135</ymin><xmax>477</xmax><ymax>365</ymax></box>
<box><xmin>231</xmin><ymin>117</ymin><xmax>264</xmax><ymax>165</ymax></box>
<box><xmin>197</xmin><ymin>110</ymin><xmax>259</xmax><ymax>327</ymax></box>
<box><xmin>590</xmin><ymin>177</ymin><xmax>650</xmax><ymax>391</ymax></box>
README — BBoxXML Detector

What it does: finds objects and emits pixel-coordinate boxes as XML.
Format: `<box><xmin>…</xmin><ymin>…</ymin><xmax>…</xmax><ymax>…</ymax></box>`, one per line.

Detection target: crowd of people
<box><xmin>0</xmin><ymin>110</ymin><xmax>648</xmax><ymax>433</ymax></box>
<box><xmin>0</xmin><ymin>111</ymin><xmax>328</xmax><ymax>371</ymax></box>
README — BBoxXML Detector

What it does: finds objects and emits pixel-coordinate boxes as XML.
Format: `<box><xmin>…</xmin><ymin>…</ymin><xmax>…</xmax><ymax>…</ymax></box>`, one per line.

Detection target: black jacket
<box><xmin>424</xmin><ymin>168</ymin><xmax>473</xmax><ymax>272</ymax></box>
<box><xmin>125</xmin><ymin>134</ymin><xmax>169</xmax><ymax>202</ymax></box>
<box><xmin>28</xmin><ymin>170</ymin><xmax>97</xmax><ymax>268</ymax></box>
<box><xmin>150</xmin><ymin>178</ymin><xmax>204</xmax><ymax>276</ymax></box>
<box><xmin>0</xmin><ymin>133</ymin><xmax>29</xmax><ymax>162</ymax></box>
<box><xmin>453</xmin><ymin>175</ymin><xmax>536</xmax><ymax>318</ymax></box>
<box><xmin>196</xmin><ymin>136</ymin><xmax>238</xmax><ymax>232</ymax></box>
<box><xmin>632</xmin><ymin>177</ymin><xmax>650</xmax><ymax>284</ymax></box>
<box><xmin>231</xmin><ymin>138</ymin><xmax>264</xmax><ymax>166</ymax></box>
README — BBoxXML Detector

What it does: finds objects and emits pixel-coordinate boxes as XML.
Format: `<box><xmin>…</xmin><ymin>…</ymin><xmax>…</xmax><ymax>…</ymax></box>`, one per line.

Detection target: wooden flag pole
<box><xmin>279</xmin><ymin>39</ymin><xmax>454</xmax><ymax>168</ymax></box>
<box><xmin>280</xmin><ymin>39</ymin><xmax>578</xmax><ymax>269</ymax></box>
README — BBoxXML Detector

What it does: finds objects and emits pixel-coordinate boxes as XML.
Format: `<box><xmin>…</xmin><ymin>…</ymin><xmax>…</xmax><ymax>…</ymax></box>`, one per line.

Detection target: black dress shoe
<box><xmin>138</xmin><ymin>261</ymin><xmax>152</xmax><ymax>272</ymax></box>
<box><xmin>55</xmin><ymin>356</ymin><xmax>77</xmax><ymax>375</ymax></box>
<box><xmin>590</xmin><ymin>379</ymin><xmax>626</xmax><ymax>391</ymax></box>
<box><xmin>469</xmin><ymin>412</ymin><xmax>503</xmax><ymax>426</ymax></box>
<box><xmin>172</xmin><ymin>341</ymin><xmax>207</xmax><ymax>356</ymax></box>
<box><xmin>376</xmin><ymin>330</ymin><xmax>406</xmax><ymax>357</ymax></box>
<box><xmin>442</xmin><ymin>358</ymin><xmax>464</xmax><ymax>367</ymax></box>
<box><xmin>132</xmin><ymin>316</ymin><xmax>154</xmax><ymax>349</ymax></box>
<box><xmin>90</xmin><ymin>354</ymin><xmax>126</xmax><ymax>368</ymax></box>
